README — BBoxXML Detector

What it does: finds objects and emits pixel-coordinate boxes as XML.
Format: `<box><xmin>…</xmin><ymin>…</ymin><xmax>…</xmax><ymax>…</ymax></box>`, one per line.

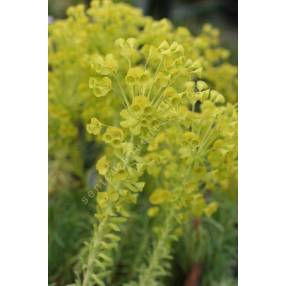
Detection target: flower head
<box><xmin>96</xmin><ymin>156</ymin><xmax>109</xmax><ymax>176</ymax></box>
<box><xmin>86</xmin><ymin>117</ymin><xmax>102</xmax><ymax>135</ymax></box>
<box><xmin>103</xmin><ymin>126</ymin><xmax>124</xmax><ymax>146</ymax></box>
<box><xmin>89</xmin><ymin>77</ymin><xmax>112</xmax><ymax>97</ymax></box>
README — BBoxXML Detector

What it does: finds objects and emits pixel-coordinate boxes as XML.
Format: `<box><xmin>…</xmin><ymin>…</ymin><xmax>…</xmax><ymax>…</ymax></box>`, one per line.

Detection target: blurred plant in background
<box><xmin>48</xmin><ymin>0</ymin><xmax>237</xmax><ymax>62</ymax></box>
<box><xmin>48</xmin><ymin>1</ymin><xmax>237</xmax><ymax>285</ymax></box>
<box><xmin>49</xmin><ymin>189</ymin><xmax>95</xmax><ymax>285</ymax></box>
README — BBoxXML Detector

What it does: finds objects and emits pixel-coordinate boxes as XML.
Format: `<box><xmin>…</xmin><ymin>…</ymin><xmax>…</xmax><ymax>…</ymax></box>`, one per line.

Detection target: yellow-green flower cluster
<box><xmin>75</xmin><ymin>30</ymin><xmax>237</xmax><ymax>285</ymax></box>
<box><xmin>49</xmin><ymin>0</ymin><xmax>237</xmax><ymax>194</ymax></box>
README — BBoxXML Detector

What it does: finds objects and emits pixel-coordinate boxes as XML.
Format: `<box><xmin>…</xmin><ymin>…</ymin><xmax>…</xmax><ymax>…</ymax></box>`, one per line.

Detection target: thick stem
<box><xmin>183</xmin><ymin>264</ymin><xmax>202</xmax><ymax>286</ymax></box>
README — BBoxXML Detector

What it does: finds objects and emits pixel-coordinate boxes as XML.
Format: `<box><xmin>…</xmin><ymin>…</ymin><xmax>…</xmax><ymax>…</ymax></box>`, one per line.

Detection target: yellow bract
<box><xmin>89</xmin><ymin>77</ymin><xmax>112</xmax><ymax>97</ymax></box>
<box><xmin>96</xmin><ymin>156</ymin><xmax>109</xmax><ymax>176</ymax></box>
<box><xmin>131</xmin><ymin>96</ymin><xmax>150</xmax><ymax>112</ymax></box>
<box><xmin>150</xmin><ymin>188</ymin><xmax>172</xmax><ymax>205</ymax></box>
<box><xmin>86</xmin><ymin>117</ymin><xmax>102</xmax><ymax>135</ymax></box>
<box><xmin>182</xmin><ymin>131</ymin><xmax>200</xmax><ymax>145</ymax></box>
<box><xmin>210</xmin><ymin>90</ymin><xmax>225</xmax><ymax>104</ymax></box>
<box><xmin>204</xmin><ymin>201</ymin><xmax>219</xmax><ymax>217</ymax></box>
<box><xmin>147</xmin><ymin>207</ymin><xmax>159</xmax><ymax>217</ymax></box>
<box><xmin>103</xmin><ymin>126</ymin><xmax>124</xmax><ymax>146</ymax></box>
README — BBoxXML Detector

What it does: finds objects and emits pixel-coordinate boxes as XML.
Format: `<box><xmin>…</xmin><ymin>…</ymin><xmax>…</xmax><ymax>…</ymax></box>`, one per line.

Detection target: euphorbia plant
<box><xmin>48</xmin><ymin>1</ymin><xmax>237</xmax><ymax>285</ymax></box>
<box><xmin>72</xmin><ymin>35</ymin><xmax>237</xmax><ymax>286</ymax></box>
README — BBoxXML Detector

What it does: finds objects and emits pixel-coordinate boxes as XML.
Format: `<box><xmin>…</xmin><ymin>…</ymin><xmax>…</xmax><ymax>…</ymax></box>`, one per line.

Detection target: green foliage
<box><xmin>48</xmin><ymin>1</ymin><xmax>238</xmax><ymax>285</ymax></box>
<box><xmin>173</xmin><ymin>192</ymin><xmax>237</xmax><ymax>286</ymax></box>
<box><xmin>49</xmin><ymin>189</ymin><xmax>95</xmax><ymax>285</ymax></box>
